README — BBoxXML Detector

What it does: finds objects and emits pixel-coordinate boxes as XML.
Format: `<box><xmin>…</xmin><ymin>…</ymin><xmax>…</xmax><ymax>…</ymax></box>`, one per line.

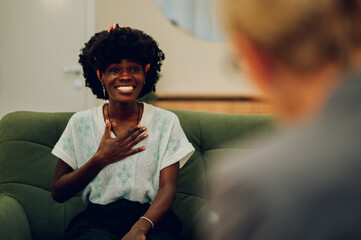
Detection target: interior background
<box><xmin>0</xmin><ymin>0</ymin><xmax>269</xmax><ymax>118</ymax></box>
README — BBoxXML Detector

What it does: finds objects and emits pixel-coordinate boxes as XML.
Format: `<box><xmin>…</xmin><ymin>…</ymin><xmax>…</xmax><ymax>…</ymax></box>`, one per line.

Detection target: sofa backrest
<box><xmin>171</xmin><ymin>110</ymin><xmax>274</xmax><ymax>239</ymax></box>
<box><xmin>0</xmin><ymin>110</ymin><xmax>273</xmax><ymax>240</ymax></box>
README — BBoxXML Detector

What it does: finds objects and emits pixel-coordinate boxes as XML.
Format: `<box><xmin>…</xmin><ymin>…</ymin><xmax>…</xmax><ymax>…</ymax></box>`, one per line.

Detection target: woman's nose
<box><xmin>120</xmin><ymin>76</ymin><xmax>131</xmax><ymax>80</ymax></box>
<box><xmin>119</xmin><ymin>71</ymin><xmax>131</xmax><ymax>80</ymax></box>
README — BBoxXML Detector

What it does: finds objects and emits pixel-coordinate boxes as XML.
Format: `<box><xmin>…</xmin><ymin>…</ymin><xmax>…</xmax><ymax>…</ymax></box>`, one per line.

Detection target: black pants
<box><xmin>64</xmin><ymin>199</ymin><xmax>182</xmax><ymax>240</ymax></box>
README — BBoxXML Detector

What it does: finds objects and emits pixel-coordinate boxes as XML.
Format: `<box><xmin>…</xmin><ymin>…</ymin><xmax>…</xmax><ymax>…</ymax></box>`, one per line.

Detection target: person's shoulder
<box><xmin>69</xmin><ymin>105</ymin><xmax>102</xmax><ymax>123</ymax></box>
<box><xmin>144</xmin><ymin>102</ymin><xmax>177</xmax><ymax>121</ymax></box>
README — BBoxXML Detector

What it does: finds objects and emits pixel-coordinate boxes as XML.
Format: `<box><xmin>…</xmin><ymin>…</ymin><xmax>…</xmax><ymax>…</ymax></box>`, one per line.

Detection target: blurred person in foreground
<box><xmin>210</xmin><ymin>0</ymin><xmax>361</xmax><ymax>239</ymax></box>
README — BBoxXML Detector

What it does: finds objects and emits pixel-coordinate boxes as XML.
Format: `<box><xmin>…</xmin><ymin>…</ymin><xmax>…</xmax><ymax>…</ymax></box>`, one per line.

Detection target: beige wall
<box><xmin>95</xmin><ymin>0</ymin><xmax>261</xmax><ymax>97</ymax></box>
<box><xmin>0</xmin><ymin>0</ymin><xmax>96</xmax><ymax>118</ymax></box>
<box><xmin>0</xmin><ymin>0</ymin><xmax>264</xmax><ymax>119</ymax></box>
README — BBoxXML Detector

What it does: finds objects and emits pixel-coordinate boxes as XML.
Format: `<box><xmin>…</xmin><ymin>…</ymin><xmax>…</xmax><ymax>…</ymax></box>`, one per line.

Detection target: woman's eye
<box><xmin>110</xmin><ymin>68</ymin><xmax>120</xmax><ymax>73</ymax></box>
<box><xmin>130</xmin><ymin>67</ymin><xmax>140</xmax><ymax>73</ymax></box>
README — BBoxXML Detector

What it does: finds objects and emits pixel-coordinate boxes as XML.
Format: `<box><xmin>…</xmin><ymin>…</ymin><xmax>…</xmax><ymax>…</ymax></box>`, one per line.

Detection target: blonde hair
<box><xmin>221</xmin><ymin>0</ymin><xmax>361</xmax><ymax>71</ymax></box>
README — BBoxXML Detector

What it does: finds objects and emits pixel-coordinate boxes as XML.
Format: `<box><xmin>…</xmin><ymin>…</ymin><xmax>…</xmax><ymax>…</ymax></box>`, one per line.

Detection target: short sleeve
<box><xmin>51</xmin><ymin>115</ymin><xmax>78</xmax><ymax>170</ymax></box>
<box><xmin>161</xmin><ymin>115</ymin><xmax>195</xmax><ymax>170</ymax></box>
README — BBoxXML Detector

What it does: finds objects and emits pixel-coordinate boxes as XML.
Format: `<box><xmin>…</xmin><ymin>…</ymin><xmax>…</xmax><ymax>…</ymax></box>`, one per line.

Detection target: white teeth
<box><xmin>117</xmin><ymin>86</ymin><xmax>133</xmax><ymax>90</ymax></box>
<box><xmin>117</xmin><ymin>86</ymin><xmax>134</xmax><ymax>92</ymax></box>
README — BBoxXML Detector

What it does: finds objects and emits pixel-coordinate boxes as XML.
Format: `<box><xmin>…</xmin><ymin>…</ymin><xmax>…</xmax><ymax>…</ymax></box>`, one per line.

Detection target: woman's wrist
<box><xmin>140</xmin><ymin>216</ymin><xmax>154</xmax><ymax>229</ymax></box>
<box><xmin>90</xmin><ymin>152</ymin><xmax>107</xmax><ymax>170</ymax></box>
<box><xmin>132</xmin><ymin>218</ymin><xmax>153</xmax><ymax>234</ymax></box>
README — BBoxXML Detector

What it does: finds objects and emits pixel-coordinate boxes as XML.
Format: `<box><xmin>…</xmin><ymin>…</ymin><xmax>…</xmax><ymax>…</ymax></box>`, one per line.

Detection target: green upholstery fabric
<box><xmin>0</xmin><ymin>194</ymin><xmax>31</xmax><ymax>240</ymax></box>
<box><xmin>0</xmin><ymin>110</ymin><xmax>273</xmax><ymax>240</ymax></box>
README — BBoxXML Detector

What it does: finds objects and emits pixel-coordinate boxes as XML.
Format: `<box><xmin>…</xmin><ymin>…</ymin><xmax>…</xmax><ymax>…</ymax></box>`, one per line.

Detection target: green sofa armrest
<box><xmin>0</xmin><ymin>194</ymin><xmax>32</xmax><ymax>240</ymax></box>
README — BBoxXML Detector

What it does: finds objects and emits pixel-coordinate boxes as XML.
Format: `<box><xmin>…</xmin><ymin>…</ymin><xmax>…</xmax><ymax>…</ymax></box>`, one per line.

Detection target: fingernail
<box><xmin>144</xmin><ymin>133</ymin><xmax>148</xmax><ymax>137</ymax></box>
<box><xmin>142</xmin><ymin>127</ymin><xmax>147</xmax><ymax>131</ymax></box>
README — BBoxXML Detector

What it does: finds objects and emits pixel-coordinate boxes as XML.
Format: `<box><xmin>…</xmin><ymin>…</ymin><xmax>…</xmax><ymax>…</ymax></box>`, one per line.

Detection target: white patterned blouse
<box><xmin>52</xmin><ymin>103</ymin><xmax>195</xmax><ymax>205</ymax></box>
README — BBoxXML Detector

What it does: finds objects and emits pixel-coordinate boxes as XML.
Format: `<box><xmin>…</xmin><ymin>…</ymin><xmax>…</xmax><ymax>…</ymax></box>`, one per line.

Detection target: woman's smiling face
<box><xmin>101</xmin><ymin>59</ymin><xmax>145</xmax><ymax>103</ymax></box>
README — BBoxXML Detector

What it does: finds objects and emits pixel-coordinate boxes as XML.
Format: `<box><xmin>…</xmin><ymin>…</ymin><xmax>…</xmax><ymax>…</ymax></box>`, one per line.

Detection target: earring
<box><xmin>102</xmin><ymin>84</ymin><xmax>106</xmax><ymax>97</ymax></box>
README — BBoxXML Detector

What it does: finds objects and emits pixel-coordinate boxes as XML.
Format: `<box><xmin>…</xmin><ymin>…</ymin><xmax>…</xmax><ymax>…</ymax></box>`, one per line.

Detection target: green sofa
<box><xmin>0</xmin><ymin>110</ymin><xmax>273</xmax><ymax>240</ymax></box>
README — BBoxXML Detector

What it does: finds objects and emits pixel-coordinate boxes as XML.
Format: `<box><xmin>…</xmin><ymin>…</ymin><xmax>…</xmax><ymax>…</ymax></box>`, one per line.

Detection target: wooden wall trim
<box><xmin>153</xmin><ymin>94</ymin><xmax>275</xmax><ymax>114</ymax></box>
<box><xmin>156</xmin><ymin>94</ymin><xmax>267</xmax><ymax>102</ymax></box>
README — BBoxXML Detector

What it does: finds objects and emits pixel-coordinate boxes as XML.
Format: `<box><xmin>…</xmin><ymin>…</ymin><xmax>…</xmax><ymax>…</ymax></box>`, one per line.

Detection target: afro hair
<box><xmin>79</xmin><ymin>26</ymin><xmax>165</xmax><ymax>100</ymax></box>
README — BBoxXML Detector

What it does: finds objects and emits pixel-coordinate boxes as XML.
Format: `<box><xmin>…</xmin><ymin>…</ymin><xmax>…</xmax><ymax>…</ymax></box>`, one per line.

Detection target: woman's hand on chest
<box><xmin>94</xmin><ymin>120</ymin><xmax>148</xmax><ymax>167</ymax></box>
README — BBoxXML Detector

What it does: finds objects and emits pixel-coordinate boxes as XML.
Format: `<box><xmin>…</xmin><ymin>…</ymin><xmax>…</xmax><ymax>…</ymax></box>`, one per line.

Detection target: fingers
<box><xmin>127</xmin><ymin>146</ymin><xmax>146</xmax><ymax>157</ymax></box>
<box><xmin>119</xmin><ymin>125</ymin><xmax>148</xmax><ymax>152</ymax></box>
<box><xmin>121</xmin><ymin>125</ymin><xmax>147</xmax><ymax>142</ymax></box>
<box><xmin>123</xmin><ymin>126</ymin><xmax>148</xmax><ymax>146</ymax></box>
<box><xmin>128</xmin><ymin>132</ymin><xmax>148</xmax><ymax>149</ymax></box>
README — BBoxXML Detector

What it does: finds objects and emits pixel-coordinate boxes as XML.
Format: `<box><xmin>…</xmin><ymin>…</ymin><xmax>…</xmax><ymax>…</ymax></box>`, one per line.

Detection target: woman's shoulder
<box><xmin>69</xmin><ymin>105</ymin><xmax>103</xmax><ymax>123</ymax></box>
<box><xmin>144</xmin><ymin>102</ymin><xmax>177</xmax><ymax>121</ymax></box>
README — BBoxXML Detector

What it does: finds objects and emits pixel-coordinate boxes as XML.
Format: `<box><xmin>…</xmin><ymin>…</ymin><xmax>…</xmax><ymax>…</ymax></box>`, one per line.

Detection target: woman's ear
<box><xmin>145</xmin><ymin>64</ymin><xmax>150</xmax><ymax>75</ymax></box>
<box><xmin>96</xmin><ymin>70</ymin><xmax>102</xmax><ymax>83</ymax></box>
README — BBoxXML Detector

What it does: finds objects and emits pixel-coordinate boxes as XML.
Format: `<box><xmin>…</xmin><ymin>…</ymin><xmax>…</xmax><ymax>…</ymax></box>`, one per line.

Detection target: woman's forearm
<box><xmin>51</xmin><ymin>154</ymin><xmax>105</xmax><ymax>203</ymax></box>
<box><xmin>128</xmin><ymin>163</ymin><xmax>180</xmax><ymax>235</ymax></box>
<box><xmin>145</xmin><ymin>185</ymin><xmax>177</xmax><ymax>224</ymax></box>
<box><xmin>129</xmin><ymin>185</ymin><xmax>177</xmax><ymax>234</ymax></box>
